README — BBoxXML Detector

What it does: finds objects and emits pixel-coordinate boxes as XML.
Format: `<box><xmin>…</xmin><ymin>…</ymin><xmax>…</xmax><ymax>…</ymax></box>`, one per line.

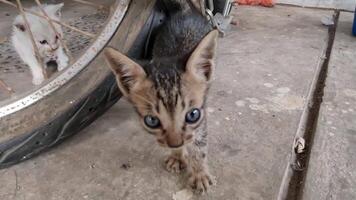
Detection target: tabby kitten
<box><xmin>104</xmin><ymin>11</ymin><xmax>218</xmax><ymax>193</ymax></box>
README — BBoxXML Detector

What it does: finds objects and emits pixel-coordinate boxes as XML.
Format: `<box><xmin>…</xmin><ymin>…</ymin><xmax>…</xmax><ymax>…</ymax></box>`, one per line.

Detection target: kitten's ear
<box><xmin>49</xmin><ymin>3</ymin><xmax>64</xmax><ymax>18</ymax></box>
<box><xmin>14</xmin><ymin>23</ymin><xmax>26</xmax><ymax>32</ymax></box>
<box><xmin>104</xmin><ymin>47</ymin><xmax>146</xmax><ymax>96</ymax></box>
<box><xmin>185</xmin><ymin>30</ymin><xmax>218</xmax><ymax>82</ymax></box>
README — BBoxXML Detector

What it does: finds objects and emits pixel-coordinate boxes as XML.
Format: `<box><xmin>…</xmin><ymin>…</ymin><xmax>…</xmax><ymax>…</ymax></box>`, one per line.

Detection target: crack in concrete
<box><xmin>277</xmin><ymin>10</ymin><xmax>340</xmax><ymax>200</ymax></box>
<box><xmin>13</xmin><ymin>170</ymin><xmax>19</xmax><ymax>198</ymax></box>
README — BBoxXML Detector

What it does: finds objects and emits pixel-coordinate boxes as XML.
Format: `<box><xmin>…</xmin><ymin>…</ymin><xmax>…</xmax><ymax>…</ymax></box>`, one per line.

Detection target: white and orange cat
<box><xmin>12</xmin><ymin>3</ymin><xmax>69</xmax><ymax>85</ymax></box>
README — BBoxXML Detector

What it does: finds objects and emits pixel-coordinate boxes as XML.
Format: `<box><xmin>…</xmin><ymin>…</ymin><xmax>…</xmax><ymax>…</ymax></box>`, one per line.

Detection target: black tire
<box><xmin>210</xmin><ymin>0</ymin><xmax>232</xmax><ymax>15</ymax></box>
<box><xmin>0</xmin><ymin>0</ymin><xmax>165</xmax><ymax>169</ymax></box>
<box><xmin>213</xmin><ymin>0</ymin><xmax>225</xmax><ymax>14</ymax></box>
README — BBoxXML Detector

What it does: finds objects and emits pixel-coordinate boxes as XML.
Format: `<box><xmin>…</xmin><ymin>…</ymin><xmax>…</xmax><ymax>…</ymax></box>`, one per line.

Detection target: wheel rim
<box><xmin>0</xmin><ymin>0</ymin><xmax>130</xmax><ymax>118</ymax></box>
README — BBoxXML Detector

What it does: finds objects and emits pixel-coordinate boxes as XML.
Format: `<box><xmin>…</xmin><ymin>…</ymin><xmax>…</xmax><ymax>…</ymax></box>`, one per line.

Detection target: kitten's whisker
<box><xmin>0</xmin><ymin>0</ymin><xmax>14</xmax><ymax>7</ymax></box>
<box><xmin>72</xmin><ymin>0</ymin><xmax>105</xmax><ymax>10</ymax></box>
<box><xmin>0</xmin><ymin>79</ymin><xmax>14</xmax><ymax>94</ymax></box>
<box><xmin>26</xmin><ymin>10</ymin><xmax>95</xmax><ymax>38</ymax></box>
<box><xmin>132</xmin><ymin>93</ymin><xmax>154</xmax><ymax>104</ymax></box>
<box><xmin>131</xmin><ymin>93</ymin><xmax>155</xmax><ymax>108</ymax></box>
<box><xmin>133</xmin><ymin>104</ymin><xmax>152</xmax><ymax>112</ymax></box>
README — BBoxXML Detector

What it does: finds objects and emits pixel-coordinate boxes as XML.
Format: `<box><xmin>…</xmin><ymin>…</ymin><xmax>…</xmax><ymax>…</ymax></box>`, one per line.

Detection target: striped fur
<box><xmin>104</xmin><ymin>11</ymin><xmax>218</xmax><ymax>193</ymax></box>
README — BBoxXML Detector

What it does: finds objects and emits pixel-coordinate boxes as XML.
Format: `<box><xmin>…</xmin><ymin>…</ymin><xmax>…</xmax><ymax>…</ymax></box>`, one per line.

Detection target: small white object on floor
<box><xmin>321</xmin><ymin>15</ymin><xmax>334</xmax><ymax>26</ymax></box>
<box><xmin>172</xmin><ymin>189</ymin><xmax>193</xmax><ymax>200</ymax></box>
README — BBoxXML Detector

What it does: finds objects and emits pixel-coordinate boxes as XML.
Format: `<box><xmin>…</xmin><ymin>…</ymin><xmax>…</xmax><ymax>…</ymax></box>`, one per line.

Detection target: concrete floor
<box><xmin>302</xmin><ymin>12</ymin><xmax>356</xmax><ymax>200</ymax></box>
<box><xmin>278</xmin><ymin>0</ymin><xmax>355</xmax><ymax>11</ymax></box>
<box><xmin>1</xmin><ymin>5</ymin><xmax>354</xmax><ymax>200</ymax></box>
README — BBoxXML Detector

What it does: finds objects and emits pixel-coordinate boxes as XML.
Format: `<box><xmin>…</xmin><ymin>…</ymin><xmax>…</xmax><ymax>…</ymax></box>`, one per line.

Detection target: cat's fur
<box><xmin>104</xmin><ymin>6</ymin><xmax>218</xmax><ymax>193</ymax></box>
<box><xmin>12</xmin><ymin>3</ymin><xmax>69</xmax><ymax>85</ymax></box>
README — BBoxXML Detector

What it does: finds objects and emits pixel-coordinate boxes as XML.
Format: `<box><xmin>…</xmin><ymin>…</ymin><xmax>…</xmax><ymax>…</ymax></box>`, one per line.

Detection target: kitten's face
<box><xmin>34</xmin><ymin>27</ymin><xmax>62</xmax><ymax>62</ymax></box>
<box><xmin>126</xmin><ymin>62</ymin><xmax>209</xmax><ymax>148</ymax></box>
<box><xmin>104</xmin><ymin>30</ymin><xmax>218</xmax><ymax>148</ymax></box>
<box><xmin>14</xmin><ymin>3</ymin><xmax>64</xmax><ymax>62</ymax></box>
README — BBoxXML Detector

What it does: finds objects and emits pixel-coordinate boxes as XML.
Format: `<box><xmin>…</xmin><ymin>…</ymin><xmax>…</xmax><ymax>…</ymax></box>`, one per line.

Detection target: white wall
<box><xmin>278</xmin><ymin>0</ymin><xmax>355</xmax><ymax>11</ymax></box>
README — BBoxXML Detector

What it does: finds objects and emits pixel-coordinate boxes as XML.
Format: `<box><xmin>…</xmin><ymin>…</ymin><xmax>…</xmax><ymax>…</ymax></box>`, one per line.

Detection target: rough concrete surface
<box><xmin>278</xmin><ymin>0</ymin><xmax>355</xmax><ymax>11</ymax></box>
<box><xmin>0</xmin><ymin>6</ymin><xmax>333</xmax><ymax>200</ymax></box>
<box><xmin>302</xmin><ymin>12</ymin><xmax>356</xmax><ymax>200</ymax></box>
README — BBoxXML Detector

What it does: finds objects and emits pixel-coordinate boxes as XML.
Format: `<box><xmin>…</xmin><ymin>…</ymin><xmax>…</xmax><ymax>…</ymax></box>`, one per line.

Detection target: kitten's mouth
<box><xmin>46</xmin><ymin>60</ymin><xmax>58</xmax><ymax>75</ymax></box>
<box><xmin>46</xmin><ymin>60</ymin><xmax>58</xmax><ymax>68</ymax></box>
<box><xmin>157</xmin><ymin>134</ymin><xmax>193</xmax><ymax>148</ymax></box>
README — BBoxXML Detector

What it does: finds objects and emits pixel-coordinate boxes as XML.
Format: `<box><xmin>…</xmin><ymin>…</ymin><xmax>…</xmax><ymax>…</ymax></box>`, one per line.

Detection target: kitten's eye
<box><xmin>39</xmin><ymin>40</ymin><xmax>48</xmax><ymax>45</ymax></box>
<box><xmin>55</xmin><ymin>35</ymin><xmax>59</xmax><ymax>40</ymax></box>
<box><xmin>144</xmin><ymin>115</ymin><xmax>161</xmax><ymax>129</ymax></box>
<box><xmin>185</xmin><ymin>108</ymin><xmax>201</xmax><ymax>124</ymax></box>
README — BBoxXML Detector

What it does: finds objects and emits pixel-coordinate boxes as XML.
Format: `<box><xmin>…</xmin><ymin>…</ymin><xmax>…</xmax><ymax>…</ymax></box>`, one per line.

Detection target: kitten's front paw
<box><xmin>57</xmin><ymin>60</ymin><xmax>68</xmax><ymax>71</ymax></box>
<box><xmin>32</xmin><ymin>77</ymin><xmax>44</xmax><ymax>85</ymax></box>
<box><xmin>57</xmin><ymin>65</ymin><xmax>66</xmax><ymax>71</ymax></box>
<box><xmin>188</xmin><ymin>170</ymin><xmax>213</xmax><ymax>194</ymax></box>
<box><xmin>165</xmin><ymin>156</ymin><xmax>187</xmax><ymax>173</ymax></box>
<box><xmin>57</xmin><ymin>55</ymin><xmax>69</xmax><ymax>71</ymax></box>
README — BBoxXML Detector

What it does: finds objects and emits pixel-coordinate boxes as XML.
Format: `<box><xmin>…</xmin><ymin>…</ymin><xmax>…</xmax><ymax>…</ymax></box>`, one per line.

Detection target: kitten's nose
<box><xmin>166</xmin><ymin>133</ymin><xmax>184</xmax><ymax>148</ymax></box>
<box><xmin>50</xmin><ymin>45</ymin><xmax>59</xmax><ymax>51</ymax></box>
<box><xmin>167</xmin><ymin>141</ymin><xmax>184</xmax><ymax>148</ymax></box>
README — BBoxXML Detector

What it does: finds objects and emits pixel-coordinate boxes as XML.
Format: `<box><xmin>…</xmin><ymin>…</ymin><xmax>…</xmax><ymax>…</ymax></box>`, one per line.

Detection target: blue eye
<box><xmin>144</xmin><ymin>115</ymin><xmax>160</xmax><ymax>128</ymax></box>
<box><xmin>185</xmin><ymin>108</ymin><xmax>201</xmax><ymax>124</ymax></box>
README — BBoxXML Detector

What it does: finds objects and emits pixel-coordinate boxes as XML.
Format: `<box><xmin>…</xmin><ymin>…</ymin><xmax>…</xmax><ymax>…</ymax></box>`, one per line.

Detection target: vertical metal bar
<box><xmin>223</xmin><ymin>0</ymin><xmax>231</xmax><ymax>17</ymax></box>
<box><xmin>207</xmin><ymin>0</ymin><xmax>214</xmax><ymax>12</ymax></box>
<box><xmin>16</xmin><ymin>0</ymin><xmax>48</xmax><ymax>79</ymax></box>
<box><xmin>353</xmin><ymin>6</ymin><xmax>356</xmax><ymax>36</ymax></box>
<box><xmin>199</xmin><ymin>0</ymin><xmax>206</xmax><ymax>16</ymax></box>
